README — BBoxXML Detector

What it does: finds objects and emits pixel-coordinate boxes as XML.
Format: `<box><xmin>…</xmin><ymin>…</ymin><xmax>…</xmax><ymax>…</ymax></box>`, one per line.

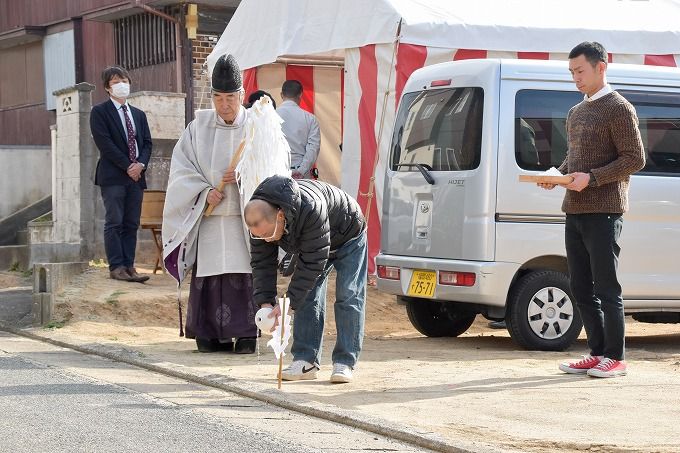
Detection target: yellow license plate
<box><xmin>407</xmin><ymin>270</ymin><xmax>436</xmax><ymax>298</ymax></box>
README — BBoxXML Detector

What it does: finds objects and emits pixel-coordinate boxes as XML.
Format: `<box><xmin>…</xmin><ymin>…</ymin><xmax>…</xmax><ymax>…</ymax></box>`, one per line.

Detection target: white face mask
<box><xmin>110</xmin><ymin>82</ymin><xmax>130</xmax><ymax>99</ymax></box>
<box><xmin>249</xmin><ymin>217</ymin><xmax>280</xmax><ymax>241</ymax></box>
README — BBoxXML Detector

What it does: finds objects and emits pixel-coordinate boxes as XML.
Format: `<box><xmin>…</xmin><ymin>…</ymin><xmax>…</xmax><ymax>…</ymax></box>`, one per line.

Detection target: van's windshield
<box><xmin>390</xmin><ymin>87</ymin><xmax>484</xmax><ymax>172</ymax></box>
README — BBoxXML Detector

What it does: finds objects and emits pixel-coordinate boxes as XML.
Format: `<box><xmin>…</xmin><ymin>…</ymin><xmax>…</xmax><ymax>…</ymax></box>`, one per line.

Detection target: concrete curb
<box><xmin>0</xmin><ymin>286</ymin><xmax>32</xmax><ymax>292</ymax></box>
<box><xmin>0</xmin><ymin>323</ymin><xmax>486</xmax><ymax>453</ymax></box>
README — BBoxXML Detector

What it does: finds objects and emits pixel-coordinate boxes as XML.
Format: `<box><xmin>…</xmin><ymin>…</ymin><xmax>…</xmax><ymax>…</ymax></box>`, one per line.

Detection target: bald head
<box><xmin>244</xmin><ymin>199</ymin><xmax>278</xmax><ymax>226</ymax></box>
<box><xmin>245</xmin><ymin>199</ymin><xmax>285</xmax><ymax>242</ymax></box>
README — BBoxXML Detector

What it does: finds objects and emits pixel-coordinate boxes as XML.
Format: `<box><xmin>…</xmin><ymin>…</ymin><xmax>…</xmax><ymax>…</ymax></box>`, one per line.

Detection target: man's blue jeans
<box><xmin>291</xmin><ymin>230</ymin><xmax>367</xmax><ymax>368</ymax></box>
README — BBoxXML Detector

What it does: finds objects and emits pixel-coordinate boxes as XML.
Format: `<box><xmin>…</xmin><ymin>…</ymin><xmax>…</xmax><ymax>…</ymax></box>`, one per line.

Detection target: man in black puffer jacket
<box><xmin>244</xmin><ymin>175</ymin><xmax>367</xmax><ymax>383</ymax></box>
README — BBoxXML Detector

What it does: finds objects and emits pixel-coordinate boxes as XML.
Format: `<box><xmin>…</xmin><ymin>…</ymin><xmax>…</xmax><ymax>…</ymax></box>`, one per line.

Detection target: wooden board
<box><xmin>140</xmin><ymin>190</ymin><xmax>166</xmax><ymax>226</ymax></box>
<box><xmin>518</xmin><ymin>174</ymin><xmax>573</xmax><ymax>184</ymax></box>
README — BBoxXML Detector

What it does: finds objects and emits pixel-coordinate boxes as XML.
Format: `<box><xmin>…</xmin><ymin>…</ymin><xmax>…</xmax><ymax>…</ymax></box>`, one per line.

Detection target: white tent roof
<box><xmin>208</xmin><ymin>0</ymin><xmax>680</xmax><ymax>72</ymax></box>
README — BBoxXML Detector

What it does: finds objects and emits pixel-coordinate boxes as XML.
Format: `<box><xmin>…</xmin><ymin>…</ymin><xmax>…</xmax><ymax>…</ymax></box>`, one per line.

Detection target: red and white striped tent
<box><xmin>208</xmin><ymin>0</ymin><xmax>680</xmax><ymax>274</ymax></box>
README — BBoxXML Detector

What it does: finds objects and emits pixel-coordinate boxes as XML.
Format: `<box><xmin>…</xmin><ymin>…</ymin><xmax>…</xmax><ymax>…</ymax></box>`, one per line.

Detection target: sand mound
<box><xmin>51</xmin><ymin>266</ymin><xmax>418</xmax><ymax>337</ymax></box>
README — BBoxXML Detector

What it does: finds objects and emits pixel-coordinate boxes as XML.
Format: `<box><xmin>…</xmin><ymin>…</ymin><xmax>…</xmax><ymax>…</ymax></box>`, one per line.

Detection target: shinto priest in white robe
<box><xmin>162</xmin><ymin>51</ymin><xmax>290</xmax><ymax>344</ymax></box>
<box><xmin>162</xmin><ymin>96</ymin><xmax>291</xmax><ymax>342</ymax></box>
<box><xmin>163</xmin><ymin>106</ymin><xmax>251</xmax><ymax>283</ymax></box>
<box><xmin>160</xmin><ymin>102</ymin><xmax>261</xmax><ymax>344</ymax></box>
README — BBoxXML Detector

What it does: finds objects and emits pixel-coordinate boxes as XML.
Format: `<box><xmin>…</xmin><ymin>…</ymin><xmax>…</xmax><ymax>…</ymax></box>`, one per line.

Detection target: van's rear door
<box><xmin>381</xmin><ymin>61</ymin><xmax>499</xmax><ymax>262</ymax></box>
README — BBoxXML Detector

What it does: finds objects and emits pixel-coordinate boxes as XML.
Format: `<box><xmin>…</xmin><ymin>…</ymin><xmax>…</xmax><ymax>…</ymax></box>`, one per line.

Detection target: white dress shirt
<box><xmin>276</xmin><ymin>100</ymin><xmax>321</xmax><ymax>177</ymax></box>
<box><xmin>215</xmin><ymin>104</ymin><xmax>246</xmax><ymax>128</ymax></box>
<box><xmin>111</xmin><ymin>98</ymin><xmax>139</xmax><ymax>159</ymax></box>
<box><xmin>585</xmin><ymin>84</ymin><xmax>613</xmax><ymax>102</ymax></box>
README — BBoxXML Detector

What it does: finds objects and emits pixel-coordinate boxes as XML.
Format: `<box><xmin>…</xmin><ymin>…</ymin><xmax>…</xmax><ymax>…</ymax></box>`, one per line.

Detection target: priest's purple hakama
<box><xmin>185</xmin><ymin>269</ymin><xmax>257</xmax><ymax>341</ymax></box>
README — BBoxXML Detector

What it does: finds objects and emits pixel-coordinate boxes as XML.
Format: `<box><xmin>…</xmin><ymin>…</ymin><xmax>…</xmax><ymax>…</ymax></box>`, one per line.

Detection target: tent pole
<box><xmin>360</xmin><ymin>19</ymin><xmax>402</xmax><ymax>269</ymax></box>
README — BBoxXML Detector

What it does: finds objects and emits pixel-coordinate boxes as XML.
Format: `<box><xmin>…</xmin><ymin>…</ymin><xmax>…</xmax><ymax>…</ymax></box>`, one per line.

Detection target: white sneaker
<box><xmin>330</xmin><ymin>363</ymin><xmax>353</xmax><ymax>383</ymax></box>
<box><xmin>281</xmin><ymin>360</ymin><xmax>319</xmax><ymax>381</ymax></box>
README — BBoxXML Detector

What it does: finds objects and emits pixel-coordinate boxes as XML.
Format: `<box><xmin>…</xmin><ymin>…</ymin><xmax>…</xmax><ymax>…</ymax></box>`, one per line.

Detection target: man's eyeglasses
<box><xmin>248</xmin><ymin>211</ymin><xmax>281</xmax><ymax>241</ymax></box>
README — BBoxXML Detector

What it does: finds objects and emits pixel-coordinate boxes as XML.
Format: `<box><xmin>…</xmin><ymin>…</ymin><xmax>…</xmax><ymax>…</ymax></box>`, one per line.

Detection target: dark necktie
<box><xmin>120</xmin><ymin>104</ymin><xmax>137</xmax><ymax>163</ymax></box>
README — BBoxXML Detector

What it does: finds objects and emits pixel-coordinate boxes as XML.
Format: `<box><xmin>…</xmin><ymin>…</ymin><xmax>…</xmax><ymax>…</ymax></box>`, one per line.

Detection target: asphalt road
<box><xmin>0</xmin><ymin>331</ymin><xmax>424</xmax><ymax>453</ymax></box>
<box><xmin>0</xmin><ymin>288</ymin><xmax>32</xmax><ymax>328</ymax></box>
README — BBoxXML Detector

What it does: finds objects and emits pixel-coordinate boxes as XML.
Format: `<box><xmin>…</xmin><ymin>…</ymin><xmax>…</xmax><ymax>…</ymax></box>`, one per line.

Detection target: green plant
<box><xmin>8</xmin><ymin>262</ymin><xmax>20</xmax><ymax>272</ymax></box>
<box><xmin>106</xmin><ymin>290</ymin><xmax>126</xmax><ymax>306</ymax></box>
<box><xmin>44</xmin><ymin>321</ymin><xmax>65</xmax><ymax>329</ymax></box>
<box><xmin>33</xmin><ymin>212</ymin><xmax>52</xmax><ymax>222</ymax></box>
<box><xmin>21</xmin><ymin>268</ymin><xmax>33</xmax><ymax>278</ymax></box>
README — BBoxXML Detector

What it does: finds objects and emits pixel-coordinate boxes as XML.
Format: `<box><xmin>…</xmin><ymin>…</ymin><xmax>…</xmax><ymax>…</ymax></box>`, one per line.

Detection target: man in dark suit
<box><xmin>90</xmin><ymin>66</ymin><xmax>152</xmax><ymax>282</ymax></box>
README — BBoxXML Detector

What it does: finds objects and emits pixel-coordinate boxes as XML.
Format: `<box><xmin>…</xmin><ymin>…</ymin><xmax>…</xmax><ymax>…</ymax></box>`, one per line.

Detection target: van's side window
<box><xmin>514</xmin><ymin>90</ymin><xmax>581</xmax><ymax>171</ymax></box>
<box><xmin>619</xmin><ymin>90</ymin><xmax>680</xmax><ymax>175</ymax></box>
<box><xmin>516</xmin><ymin>89</ymin><xmax>680</xmax><ymax>175</ymax></box>
<box><xmin>391</xmin><ymin>87</ymin><xmax>484</xmax><ymax>172</ymax></box>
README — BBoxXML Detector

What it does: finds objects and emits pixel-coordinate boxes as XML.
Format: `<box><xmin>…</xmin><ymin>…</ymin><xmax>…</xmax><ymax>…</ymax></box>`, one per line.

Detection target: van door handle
<box><xmin>395</xmin><ymin>163</ymin><xmax>435</xmax><ymax>185</ymax></box>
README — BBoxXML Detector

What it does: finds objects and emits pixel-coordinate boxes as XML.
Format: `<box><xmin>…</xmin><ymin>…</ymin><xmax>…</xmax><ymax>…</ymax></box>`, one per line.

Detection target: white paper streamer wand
<box><xmin>278</xmin><ymin>295</ymin><xmax>287</xmax><ymax>389</ymax></box>
<box><xmin>265</xmin><ymin>295</ymin><xmax>291</xmax><ymax>387</ymax></box>
<box><xmin>234</xmin><ymin>96</ymin><xmax>292</xmax><ymax>206</ymax></box>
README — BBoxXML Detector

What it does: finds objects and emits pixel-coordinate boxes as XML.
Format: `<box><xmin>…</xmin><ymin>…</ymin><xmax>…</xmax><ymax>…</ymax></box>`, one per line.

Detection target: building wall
<box><xmin>0</xmin><ymin>41</ymin><xmax>44</xmax><ymax>106</ymax></box>
<box><xmin>192</xmin><ymin>34</ymin><xmax>219</xmax><ymax>111</ymax></box>
<box><xmin>0</xmin><ymin>1</ymin><xmax>232</xmax><ymax>226</ymax></box>
<box><xmin>0</xmin><ymin>104</ymin><xmax>53</xmax><ymax>146</ymax></box>
<box><xmin>0</xmin><ymin>146</ymin><xmax>51</xmax><ymax>219</ymax></box>
<box><xmin>82</xmin><ymin>20</ymin><xmax>180</xmax><ymax>108</ymax></box>
<box><xmin>0</xmin><ymin>0</ymin><xmax>155</xmax><ymax>32</ymax></box>
<box><xmin>125</xmin><ymin>90</ymin><xmax>186</xmax><ymax>191</ymax></box>
<box><xmin>2</xmin><ymin>2</ymin><xmax>232</xmax><ymax>145</ymax></box>
<box><xmin>0</xmin><ymin>40</ymin><xmax>52</xmax><ymax>145</ymax></box>
<box><xmin>81</xmin><ymin>19</ymin><xmax>116</xmax><ymax>106</ymax></box>
<box><xmin>1</xmin><ymin>19</ymin><xmax>185</xmax><ymax>144</ymax></box>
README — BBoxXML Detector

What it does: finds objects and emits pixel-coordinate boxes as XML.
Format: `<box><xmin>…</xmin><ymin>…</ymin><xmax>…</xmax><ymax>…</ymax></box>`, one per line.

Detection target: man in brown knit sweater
<box><xmin>539</xmin><ymin>42</ymin><xmax>645</xmax><ymax>378</ymax></box>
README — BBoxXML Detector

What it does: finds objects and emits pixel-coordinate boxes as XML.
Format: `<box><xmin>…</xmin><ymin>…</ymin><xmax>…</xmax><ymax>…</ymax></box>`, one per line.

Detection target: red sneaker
<box><xmin>587</xmin><ymin>358</ymin><xmax>627</xmax><ymax>378</ymax></box>
<box><xmin>559</xmin><ymin>355</ymin><xmax>603</xmax><ymax>374</ymax></box>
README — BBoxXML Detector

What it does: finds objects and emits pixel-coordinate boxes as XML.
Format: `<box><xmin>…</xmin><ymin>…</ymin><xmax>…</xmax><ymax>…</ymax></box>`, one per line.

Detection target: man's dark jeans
<box><xmin>101</xmin><ymin>183</ymin><xmax>143</xmax><ymax>271</ymax></box>
<box><xmin>565</xmin><ymin>213</ymin><xmax>625</xmax><ymax>360</ymax></box>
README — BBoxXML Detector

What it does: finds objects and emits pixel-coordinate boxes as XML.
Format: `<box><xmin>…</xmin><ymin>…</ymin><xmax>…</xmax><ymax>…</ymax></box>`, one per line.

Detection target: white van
<box><xmin>376</xmin><ymin>59</ymin><xmax>680</xmax><ymax>351</ymax></box>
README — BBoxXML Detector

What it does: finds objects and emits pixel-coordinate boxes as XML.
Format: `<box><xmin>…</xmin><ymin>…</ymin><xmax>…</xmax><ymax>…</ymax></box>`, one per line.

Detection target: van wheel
<box><xmin>402</xmin><ymin>297</ymin><xmax>476</xmax><ymax>337</ymax></box>
<box><xmin>506</xmin><ymin>270</ymin><xmax>582</xmax><ymax>351</ymax></box>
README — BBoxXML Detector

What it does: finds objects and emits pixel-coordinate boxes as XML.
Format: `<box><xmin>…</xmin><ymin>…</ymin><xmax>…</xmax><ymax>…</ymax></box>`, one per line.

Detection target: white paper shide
<box><xmin>266</xmin><ymin>296</ymin><xmax>292</xmax><ymax>359</ymax></box>
<box><xmin>542</xmin><ymin>166</ymin><xmax>563</xmax><ymax>177</ymax></box>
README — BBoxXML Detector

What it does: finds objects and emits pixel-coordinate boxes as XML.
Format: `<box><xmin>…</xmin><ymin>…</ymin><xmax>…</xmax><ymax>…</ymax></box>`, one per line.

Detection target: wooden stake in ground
<box><xmin>277</xmin><ymin>294</ymin><xmax>288</xmax><ymax>390</ymax></box>
<box><xmin>204</xmin><ymin>139</ymin><xmax>246</xmax><ymax>217</ymax></box>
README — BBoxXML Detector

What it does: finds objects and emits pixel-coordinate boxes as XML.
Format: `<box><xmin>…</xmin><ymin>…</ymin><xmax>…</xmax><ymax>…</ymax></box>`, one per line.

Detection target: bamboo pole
<box><xmin>204</xmin><ymin>139</ymin><xmax>246</xmax><ymax>217</ymax></box>
<box><xmin>277</xmin><ymin>294</ymin><xmax>287</xmax><ymax>390</ymax></box>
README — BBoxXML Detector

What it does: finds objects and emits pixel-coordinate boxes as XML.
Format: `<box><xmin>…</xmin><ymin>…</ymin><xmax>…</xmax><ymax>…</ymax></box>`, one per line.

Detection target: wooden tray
<box><xmin>518</xmin><ymin>174</ymin><xmax>573</xmax><ymax>184</ymax></box>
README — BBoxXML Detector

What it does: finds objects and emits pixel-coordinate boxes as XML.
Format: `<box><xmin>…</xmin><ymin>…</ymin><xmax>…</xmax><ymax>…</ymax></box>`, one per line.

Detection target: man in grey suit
<box><xmin>276</xmin><ymin>80</ymin><xmax>321</xmax><ymax>179</ymax></box>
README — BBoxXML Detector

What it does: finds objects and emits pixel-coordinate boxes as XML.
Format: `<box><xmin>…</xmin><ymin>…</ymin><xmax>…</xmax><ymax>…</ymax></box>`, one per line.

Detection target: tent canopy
<box><xmin>207</xmin><ymin>0</ymin><xmax>680</xmax><ymax>72</ymax></box>
<box><xmin>206</xmin><ymin>0</ymin><xmax>680</xmax><ymax>275</ymax></box>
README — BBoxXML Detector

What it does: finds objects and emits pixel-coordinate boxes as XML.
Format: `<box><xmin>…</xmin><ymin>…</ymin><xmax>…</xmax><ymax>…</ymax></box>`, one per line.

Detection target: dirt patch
<box><xmin>50</xmin><ymin>266</ymin><xmax>418</xmax><ymax>340</ymax></box>
<box><xmin>49</xmin><ymin>265</ymin><xmax>680</xmax><ymax>344</ymax></box>
<box><xmin>0</xmin><ymin>271</ymin><xmax>32</xmax><ymax>289</ymax></box>
<box><xmin>52</xmin><ymin>267</ymin><xmax>182</xmax><ymax>328</ymax></box>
